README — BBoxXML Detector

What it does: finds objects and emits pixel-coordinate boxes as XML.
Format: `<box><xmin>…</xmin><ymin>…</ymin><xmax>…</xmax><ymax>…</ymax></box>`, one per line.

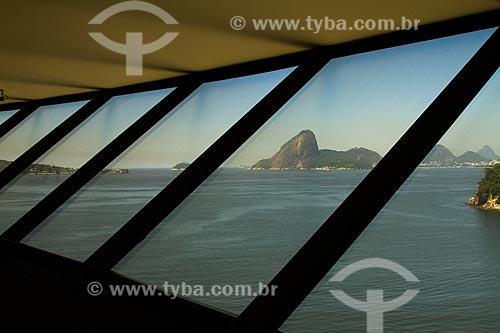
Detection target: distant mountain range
<box><xmin>168</xmin><ymin>132</ymin><xmax>498</xmax><ymax>171</ymax></box>
<box><xmin>422</xmin><ymin>144</ymin><xmax>499</xmax><ymax>166</ymax></box>
<box><xmin>250</xmin><ymin>130</ymin><xmax>381</xmax><ymax>170</ymax></box>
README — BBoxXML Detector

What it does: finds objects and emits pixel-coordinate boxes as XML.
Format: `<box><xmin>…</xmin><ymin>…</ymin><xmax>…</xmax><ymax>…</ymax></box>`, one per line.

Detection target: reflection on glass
<box><xmin>282</xmin><ymin>74</ymin><xmax>500</xmax><ymax>332</ymax></box>
<box><xmin>0</xmin><ymin>110</ymin><xmax>19</xmax><ymax>126</ymax></box>
<box><xmin>0</xmin><ymin>89</ymin><xmax>172</xmax><ymax>233</ymax></box>
<box><xmin>22</xmin><ymin>68</ymin><xmax>294</xmax><ymax>261</ymax></box>
<box><xmin>114</xmin><ymin>28</ymin><xmax>496</xmax><ymax>316</ymax></box>
<box><xmin>0</xmin><ymin>102</ymin><xmax>87</xmax><ymax>160</ymax></box>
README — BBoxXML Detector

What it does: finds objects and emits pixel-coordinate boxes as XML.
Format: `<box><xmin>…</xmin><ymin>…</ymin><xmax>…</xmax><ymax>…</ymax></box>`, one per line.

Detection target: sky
<box><xmin>0</xmin><ymin>27</ymin><xmax>497</xmax><ymax>168</ymax></box>
<box><xmin>438</xmin><ymin>68</ymin><xmax>500</xmax><ymax>156</ymax></box>
<box><xmin>224</xmin><ymin>27</ymin><xmax>498</xmax><ymax>166</ymax></box>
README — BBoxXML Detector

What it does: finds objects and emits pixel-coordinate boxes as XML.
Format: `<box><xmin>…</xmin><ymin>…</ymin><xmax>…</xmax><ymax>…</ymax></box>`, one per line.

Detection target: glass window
<box><xmin>281</xmin><ymin>66</ymin><xmax>500</xmax><ymax>331</ymax></box>
<box><xmin>113</xmin><ymin>28</ymin><xmax>497</xmax><ymax>316</ymax></box>
<box><xmin>0</xmin><ymin>89</ymin><xmax>172</xmax><ymax>233</ymax></box>
<box><xmin>0</xmin><ymin>102</ymin><xmax>87</xmax><ymax>161</ymax></box>
<box><xmin>22</xmin><ymin>68</ymin><xmax>294</xmax><ymax>261</ymax></box>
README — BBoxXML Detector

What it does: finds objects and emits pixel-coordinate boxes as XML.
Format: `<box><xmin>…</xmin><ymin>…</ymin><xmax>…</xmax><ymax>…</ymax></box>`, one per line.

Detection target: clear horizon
<box><xmin>0</xmin><ymin>28</ymin><xmax>498</xmax><ymax>169</ymax></box>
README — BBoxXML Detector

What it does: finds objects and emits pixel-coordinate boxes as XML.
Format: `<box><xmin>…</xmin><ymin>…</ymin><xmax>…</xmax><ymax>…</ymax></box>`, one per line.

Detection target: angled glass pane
<box><xmin>283</xmin><ymin>67</ymin><xmax>500</xmax><ymax>333</ymax></box>
<box><xmin>0</xmin><ymin>109</ymin><xmax>19</xmax><ymax>126</ymax></box>
<box><xmin>113</xmin><ymin>28</ymin><xmax>496</xmax><ymax>315</ymax></box>
<box><xmin>0</xmin><ymin>102</ymin><xmax>86</xmax><ymax>160</ymax></box>
<box><xmin>0</xmin><ymin>89</ymin><xmax>172</xmax><ymax>233</ymax></box>
<box><xmin>22</xmin><ymin>68</ymin><xmax>294</xmax><ymax>261</ymax></box>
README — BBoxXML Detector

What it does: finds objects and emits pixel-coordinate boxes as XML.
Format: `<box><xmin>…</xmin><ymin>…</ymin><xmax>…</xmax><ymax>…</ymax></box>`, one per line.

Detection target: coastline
<box><xmin>249</xmin><ymin>165</ymin><xmax>489</xmax><ymax>171</ymax></box>
<box><xmin>468</xmin><ymin>195</ymin><xmax>500</xmax><ymax>212</ymax></box>
<box><xmin>249</xmin><ymin>167</ymin><xmax>361</xmax><ymax>171</ymax></box>
<box><xmin>26</xmin><ymin>168</ymin><xmax>129</xmax><ymax>175</ymax></box>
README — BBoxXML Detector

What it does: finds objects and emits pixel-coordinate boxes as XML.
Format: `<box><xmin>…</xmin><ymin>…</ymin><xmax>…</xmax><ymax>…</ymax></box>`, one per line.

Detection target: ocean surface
<box><xmin>1</xmin><ymin>167</ymin><xmax>499</xmax><ymax>332</ymax></box>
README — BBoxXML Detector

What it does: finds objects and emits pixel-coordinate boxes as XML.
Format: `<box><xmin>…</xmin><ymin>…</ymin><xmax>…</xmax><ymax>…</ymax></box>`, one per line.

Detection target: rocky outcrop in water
<box><xmin>468</xmin><ymin>164</ymin><xmax>500</xmax><ymax>211</ymax></box>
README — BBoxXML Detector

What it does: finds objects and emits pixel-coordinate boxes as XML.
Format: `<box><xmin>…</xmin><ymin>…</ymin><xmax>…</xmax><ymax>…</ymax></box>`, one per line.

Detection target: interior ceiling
<box><xmin>1</xmin><ymin>0</ymin><xmax>499</xmax><ymax>104</ymax></box>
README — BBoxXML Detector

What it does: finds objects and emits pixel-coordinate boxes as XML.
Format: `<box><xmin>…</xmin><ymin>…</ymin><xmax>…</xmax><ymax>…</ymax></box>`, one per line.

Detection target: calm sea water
<box><xmin>1</xmin><ymin>168</ymin><xmax>499</xmax><ymax>332</ymax></box>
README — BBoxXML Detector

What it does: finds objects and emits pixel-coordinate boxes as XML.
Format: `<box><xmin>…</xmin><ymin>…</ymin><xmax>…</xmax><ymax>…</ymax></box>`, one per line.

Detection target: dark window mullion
<box><xmin>1</xmin><ymin>81</ymin><xmax>201</xmax><ymax>241</ymax></box>
<box><xmin>0</xmin><ymin>104</ymin><xmax>40</xmax><ymax>140</ymax></box>
<box><xmin>229</xmin><ymin>29</ymin><xmax>500</xmax><ymax>332</ymax></box>
<box><xmin>0</xmin><ymin>94</ymin><xmax>112</xmax><ymax>190</ymax></box>
<box><xmin>84</xmin><ymin>55</ymin><xmax>332</xmax><ymax>270</ymax></box>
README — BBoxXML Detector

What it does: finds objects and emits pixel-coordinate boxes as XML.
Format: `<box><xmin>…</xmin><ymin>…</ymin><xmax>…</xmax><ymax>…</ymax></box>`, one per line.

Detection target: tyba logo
<box><xmin>89</xmin><ymin>1</ymin><xmax>179</xmax><ymax>76</ymax></box>
<box><xmin>329</xmin><ymin>258</ymin><xmax>419</xmax><ymax>333</ymax></box>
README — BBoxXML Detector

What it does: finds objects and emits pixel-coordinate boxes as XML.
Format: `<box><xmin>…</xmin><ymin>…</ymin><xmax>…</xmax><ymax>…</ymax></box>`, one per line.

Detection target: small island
<box><xmin>468</xmin><ymin>163</ymin><xmax>500</xmax><ymax>211</ymax></box>
<box><xmin>27</xmin><ymin>163</ymin><xmax>76</xmax><ymax>175</ymax></box>
<box><xmin>0</xmin><ymin>159</ymin><xmax>128</xmax><ymax>175</ymax></box>
<box><xmin>171</xmin><ymin>162</ymin><xmax>190</xmax><ymax>170</ymax></box>
<box><xmin>100</xmin><ymin>168</ymin><xmax>129</xmax><ymax>174</ymax></box>
<box><xmin>250</xmin><ymin>130</ymin><xmax>381</xmax><ymax>170</ymax></box>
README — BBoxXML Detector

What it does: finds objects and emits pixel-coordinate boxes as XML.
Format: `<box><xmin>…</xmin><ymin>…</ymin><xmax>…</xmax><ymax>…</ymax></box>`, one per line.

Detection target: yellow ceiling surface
<box><xmin>1</xmin><ymin>0</ymin><xmax>499</xmax><ymax>103</ymax></box>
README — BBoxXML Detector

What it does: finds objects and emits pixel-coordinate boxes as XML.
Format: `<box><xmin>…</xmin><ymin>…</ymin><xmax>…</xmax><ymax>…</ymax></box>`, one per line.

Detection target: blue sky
<box><xmin>226</xmin><ymin>27</ymin><xmax>498</xmax><ymax>166</ymax></box>
<box><xmin>0</xmin><ymin>28</ymin><xmax>497</xmax><ymax>168</ymax></box>
<box><xmin>0</xmin><ymin>101</ymin><xmax>88</xmax><ymax>161</ymax></box>
<box><xmin>439</xmin><ymin>68</ymin><xmax>499</xmax><ymax>156</ymax></box>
